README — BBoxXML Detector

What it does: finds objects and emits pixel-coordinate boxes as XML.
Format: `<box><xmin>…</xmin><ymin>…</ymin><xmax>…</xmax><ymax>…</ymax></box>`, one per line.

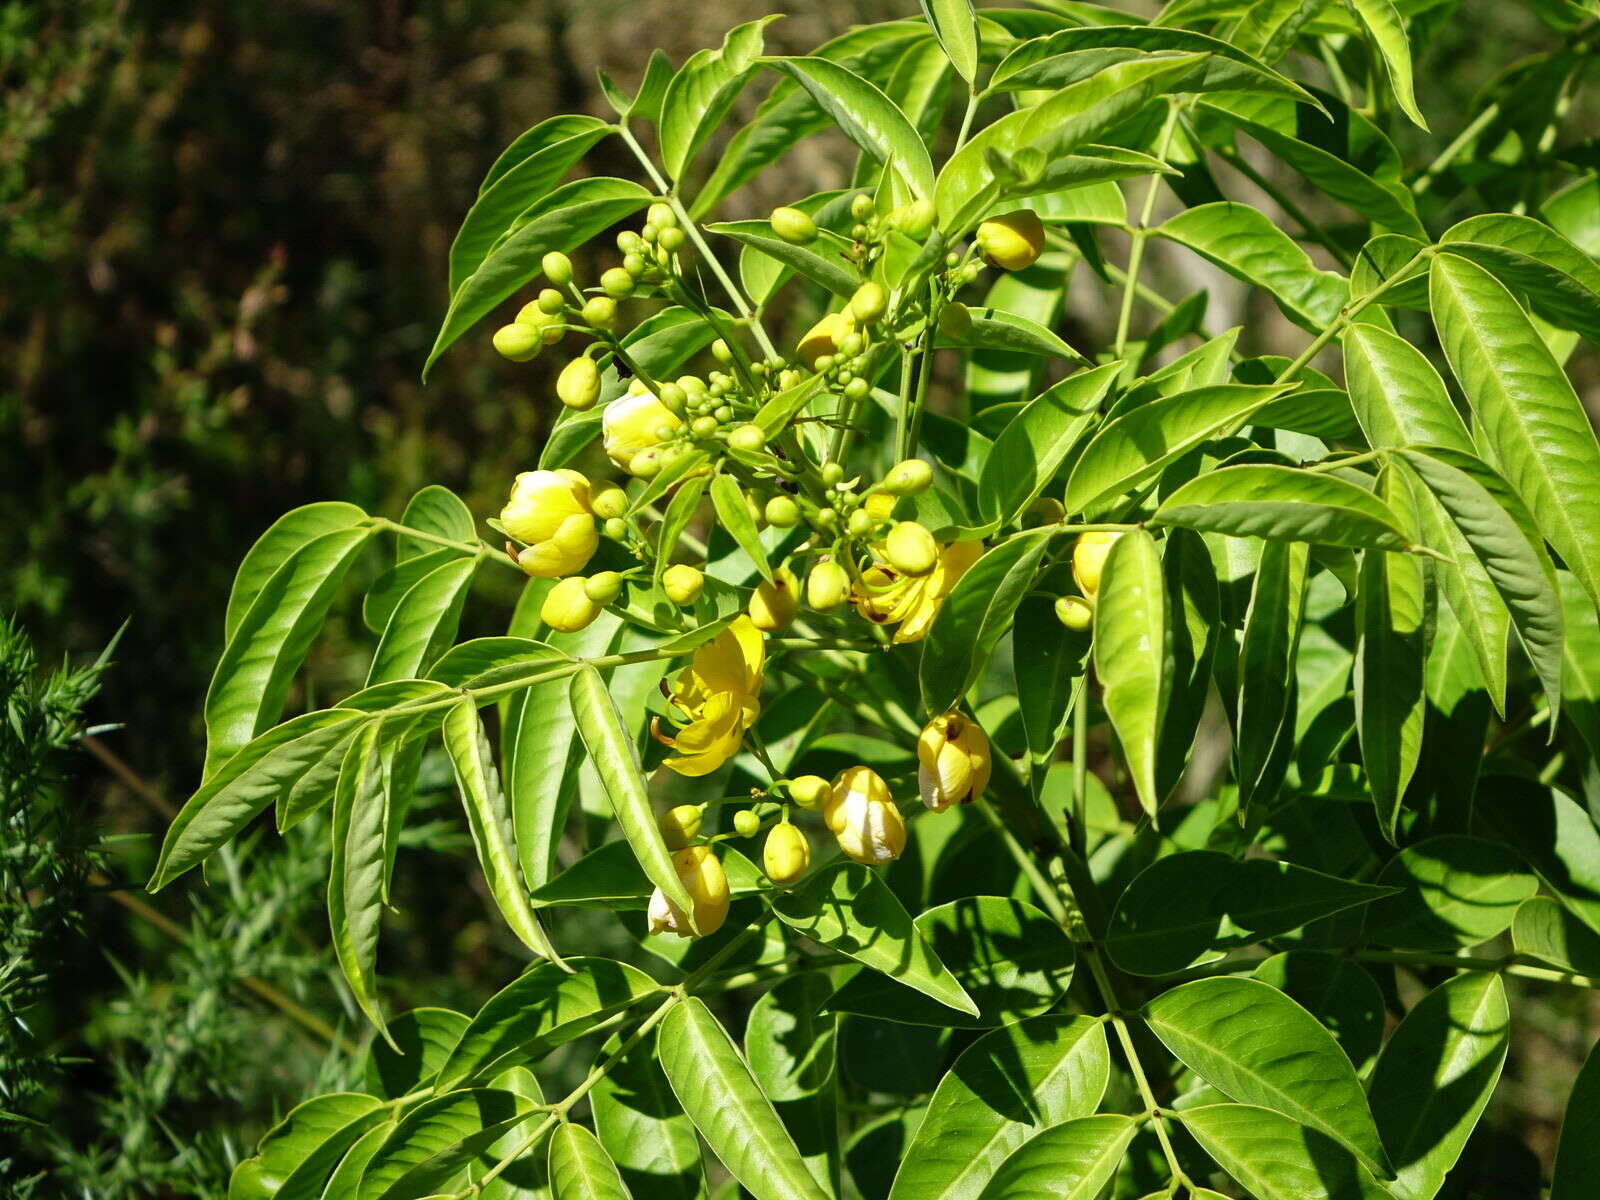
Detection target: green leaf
<box><xmin>569</xmin><ymin>664</ymin><xmax>697</xmax><ymax>926</ymax></box>
<box><xmin>449</xmin><ymin>115</ymin><xmax>613</xmax><ymax>296</ymax></box>
<box><xmin>1430</xmin><ymin>252</ymin><xmax>1600</xmax><ymax>613</ymax></box>
<box><xmin>1342</xmin><ymin>0</ymin><xmax>1426</xmax><ymax>127</ymax></box>
<box><xmin>1106</xmin><ymin>851</ymin><xmax>1393</xmax><ymax>975</ymax></box>
<box><xmin>441</xmin><ymin>698</ymin><xmax>559</xmax><ymax>962</ymax></box>
<box><xmin>151</xmin><ymin>709</ymin><xmax>367</xmax><ymax>889</ymax></box>
<box><xmin>1064</xmin><ymin>383</ymin><xmax>1291</xmax><ymax>514</ymax></box>
<box><xmin>659</xmin><ymin>18</ymin><xmax>779</xmax><ymax>182</ymax></box>
<box><xmin>1093</xmin><ymin>530</ymin><xmax>1170</xmax><ymax>820</ymax></box>
<box><xmin>358</xmin><ymin>1088</ymin><xmax>536</xmax><ymax>1200</ymax></box>
<box><xmin>770</xmin><ymin>863</ymin><xmax>978</xmax><ymax>1018</ymax></box>
<box><xmin>426</xmin><ymin>178</ymin><xmax>652</xmax><ymax>377</ymax></box>
<box><xmin>1157</xmin><ymin>528</ymin><xmax>1220</xmax><ymax>797</ymax></box>
<box><xmin>531</xmin><ymin>840</ymin><xmax>763</xmax><ymax>911</ymax></box>
<box><xmin>975</xmin><ymin>1114</ymin><xmax>1137</xmax><ymax>1200</ymax></box>
<box><xmin>1355</xmin><ymin>541</ymin><xmax>1426</xmax><ymax>842</ymax></box>
<box><xmin>548</xmin><ymin>1123</ymin><xmax>631</xmax><ymax>1200</ymax></box>
<box><xmin>1253</xmin><ymin>951</ymin><xmax>1385</xmax><ymax>1072</ymax></box>
<box><xmin>920</xmin><ymin>0</ymin><xmax>978</xmax><ymax>82</ymax></box>
<box><xmin>1154</xmin><ymin>201</ymin><xmax>1347</xmax><ymax>330</ymax></box>
<box><xmin>369</xmin><ymin>556</ymin><xmax>478</xmax><ymax>686</ymax></box>
<box><xmin>829</xmin><ymin>895</ymin><xmax>1076</xmax><ymax>1028</ymax></box>
<box><xmin>1368</xmin><ymin>973</ymin><xmax>1509</xmax><ymax>1200</ymax></box>
<box><xmin>1351</xmin><ymin>233</ymin><xmax>1431</xmax><ymax>309</ymax></box>
<box><xmin>1513</xmin><ymin>895</ymin><xmax>1600</xmax><ymax>976</ymax></box>
<box><xmin>932</xmin><ymin>305</ymin><xmax>1088</xmax><ymax>364</ymax></box>
<box><xmin>1233</xmin><ymin>539</ymin><xmax>1309</xmax><ymax>815</ymax></box>
<box><xmin>234</xmin><ymin>1093</ymin><xmax>387</xmax><ymax>1200</ymax></box>
<box><xmin>1014</xmin><ymin>596</ymin><xmax>1088</xmax><ymax>784</ymax></box>
<box><xmin>766</xmin><ymin>57</ymin><xmax>936</xmax><ymax>205</ymax></box>
<box><xmin>317</xmin><ymin>1121</ymin><xmax>393</xmax><ymax>1200</ymax></box>
<box><xmin>887</xmin><ymin>1014</ymin><xmax>1110</xmax><ymax>1200</ymax></box>
<box><xmin>1397</xmin><ymin>447</ymin><xmax>1564</xmax><ymax>715</ymax></box>
<box><xmin>1474</xmin><ymin>776</ymin><xmax>1600</xmax><ymax>935</ymax></box>
<box><xmin>708</xmin><ymin>472</ymin><xmax>772</xmax><ymax>584</ymax></box>
<box><xmin>1178</xmin><ymin>1103</ymin><xmax>1397</xmax><ymax>1200</ymax></box>
<box><xmin>434</xmin><ymin>958</ymin><xmax>661</xmax><ymax>1093</ymax></box>
<box><xmin>1230</xmin><ymin>0</ymin><xmax>1330</xmax><ymax>63</ymax></box>
<box><xmin>204</xmin><ymin>523</ymin><xmax>377</xmax><ymax>773</ymax></box>
<box><xmin>979</xmin><ymin>363</ymin><xmax>1120</xmax><ymax>527</ymax></box>
<box><xmin>1146</xmin><ymin>977</ymin><xmax>1389</xmax><ymax>1175</ymax></box>
<box><xmin>591</xmin><ymin>1028</ymin><xmax>705</xmax><ymax>1200</ymax></box>
<box><xmin>1441</xmin><ymin>214</ymin><xmax>1600</xmax><ymax>348</ymax></box>
<box><xmin>1366</xmin><ymin>835</ymin><xmax>1538</xmax><ymax>950</ymax></box>
<box><xmin>365</xmin><ymin>549</ymin><xmax>463</xmax><ymax>634</ymax></box>
<box><xmin>1343</xmin><ymin>322</ymin><xmax>1471</xmax><ymax>455</ymax></box>
<box><xmin>365</xmin><ymin>1008</ymin><xmax>470</xmax><ymax>1099</ymax></box>
<box><xmin>329</xmin><ymin>724</ymin><xmax>391</xmax><ymax>1038</ymax></box>
<box><xmin>746</xmin><ymin>973</ymin><xmax>840</xmax><ymax>1193</ymax></box>
<box><xmin>1552</xmin><ymin>1035</ymin><xmax>1600</xmax><ymax>1200</ymax></box>
<box><xmin>710</xmin><ymin>220</ymin><xmax>860</xmax><ymax>298</ymax></box>
<box><xmin>225</xmin><ymin>502</ymin><xmax>368</xmax><ymax>643</ymax></box>
<box><xmin>1154</xmin><ymin>465</ymin><xmax>1411</xmax><ymax>549</ymax></box>
<box><xmin>657</xmin><ymin>998</ymin><xmax>832</xmax><ymax>1200</ymax></box>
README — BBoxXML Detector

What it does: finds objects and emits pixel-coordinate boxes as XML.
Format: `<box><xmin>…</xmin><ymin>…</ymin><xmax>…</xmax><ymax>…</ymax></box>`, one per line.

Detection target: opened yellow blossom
<box><xmin>917</xmin><ymin>712</ymin><xmax>992</xmax><ymax>811</ymax></box>
<box><xmin>602</xmin><ymin>383</ymin><xmax>682</xmax><ymax>475</ymax></box>
<box><xmin>824</xmin><ymin>766</ymin><xmax>906</xmax><ymax>865</ymax></box>
<box><xmin>647</xmin><ymin>845</ymin><xmax>730</xmax><ymax>938</ymax></box>
<box><xmin>500</xmin><ymin>469</ymin><xmax>598</xmax><ymax>578</ymax></box>
<box><xmin>852</xmin><ymin>540</ymin><xmax>983</xmax><ymax>643</ymax></box>
<box><xmin>658</xmin><ymin>616</ymin><xmax>765</xmax><ymax>776</ymax></box>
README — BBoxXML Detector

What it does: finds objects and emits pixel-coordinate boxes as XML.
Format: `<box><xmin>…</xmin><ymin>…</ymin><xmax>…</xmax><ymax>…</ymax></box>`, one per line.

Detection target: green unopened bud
<box><xmin>603</xmin><ymin>516</ymin><xmax>628</xmax><ymax>540</ymax></box>
<box><xmin>849</xmin><ymin>282</ymin><xmax>889</xmax><ymax>325</ymax></box>
<box><xmin>850</xmin><ymin>193</ymin><xmax>874</xmax><ymax>221</ymax></box>
<box><xmin>727</xmin><ymin>424</ymin><xmax>765</xmax><ymax>454</ymax></box>
<box><xmin>788</xmin><ymin>775</ymin><xmax>831</xmax><ymax>810</ymax></box>
<box><xmin>658</xmin><ymin>226</ymin><xmax>685</xmax><ymax>253</ymax></box>
<box><xmin>630</xmin><ymin>446</ymin><xmax>662</xmax><ymax>477</ymax></box>
<box><xmin>623</xmin><ymin>252</ymin><xmax>647</xmax><ymax>277</ymax></box>
<box><xmin>820</xmin><ymin>462</ymin><xmax>844</xmax><ymax>487</ymax></box>
<box><xmin>711</xmin><ymin>339</ymin><xmax>734</xmax><ymax>364</ymax></box>
<box><xmin>691</xmin><ymin>415</ymin><xmax>719</xmax><ymax>437</ymax></box>
<box><xmin>884</xmin><ymin>520</ymin><xmax>939</xmax><ymax>577</ymax></box>
<box><xmin>617</xmin><ymin>230</ymin><xmax>644</xmax><ymax>255</ymax></box>
<box><xmin>770</xmin><ymin>206</ymin><xmax>818</xmax><ymax>246</ymax></box>
<box><xmin>659</xmin><ymin>804</ymin><xmax>703</xmax><ymax>850</ymax></box>
<box><xmin>582</xmin><ymin>296</ymin><xmax>617</xmax><ymax>330</ymax></box>
<box><xmin>658</xmin><ymin>382</ymin><xmax>687</xmax><ymax>414</ymax></box>
<box><xmin>843</xmin><ymin>376</ymin><xmax>869</xmax><ymax>401</ymax></box>
<box><xmin>648</xmin><ymin>202</ymin><xmax>676</xmax><ymax>230</ymax></box>
<box><xmin>889</xmin><ymin>198</ymin><xmax>936</xmax><ymax>242</ymax></box>
<box><xmin>778</xmin><ymin>369</ymin><xmax>802</xmax><ymax>391</ymax></box>
<box><xmin>1024</xmin><ymin>496</ymin><xmax>1065</xmax><ymax>528</ymax></box>
<box><xmin>556</xmin><ymin>356</ymin><xmax>602</xmax><ymax>410</ymax></box>
<box><xmin>542</xmin><ymin>251</ymin><xmax>573</xmax><ymax>285</ymax></box>
<box><xmin>882</xmin><ymin>458</ymin><xmax>933</xmax><ymax>496</ymax></box>
<box><xmin>583</xmin><ymin>571</ymin><xmax>623</xmax><ymax>604</ymax></box>
<box><xmin>846</xmin><ymin>508</ymin><xmax>873</xmax><ymax>539</ymax></box>
<box><xmin>733</xmin><ymin>809</ymin><xmax>761</xmax><ymax>837</ymax></box>
<box><xmin>806</xmin><ymin>561</ymin><xmax>851</xmax><ymax>612</ymax></box>
<box><xmin>601</xmin><ymin>267</ymin><xmax>635</xmax><ymax>298</ymax></box>
<box><xmin>662</xmin><ymin>564</ymin><xmax>704</xmax><ymax>606</ymax></box>
<box><xmin>749</xmin><ymin>565</ymin><xmax>799</xmax><ymax>632</ymax></box>
<box><xmin>938</xmin><ymin>301</ymin><xmax>972</xmax><ymax>338</ymax></box>
<box><xmin>492</xmin><ymin>323</ymin><xmax>541</xmax><ymax>362</ymax></box>
<box><xmin>538</xmin><ymin>288</ymin><xmax>565</xmax><ymax>314</ymax></box>
<box><xmin>976</xmin><ymin>210</ymin><xmax>1045</xmax><ymax>272</ymax></box>
<box><xmin>1055</xmin><ymin>594</ymin><xmax>1094</xmax><ymax>632</ymax></box>
<box><xmin>593</xmin><ymin>487</ymin><xmax>628</xmax><ymax>520</ymax></box>
<box><xmin>765</xmin><ymin>495</ymin><xmax>801</xmax><ymax>528</ymax></box>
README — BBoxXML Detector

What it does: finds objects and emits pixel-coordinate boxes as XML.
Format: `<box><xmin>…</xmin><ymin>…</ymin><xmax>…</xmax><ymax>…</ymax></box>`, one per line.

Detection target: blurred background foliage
<box><xmin>1</xmin><ymin>0</ymin><xmax>1594</xmax><ymax>1195</ymax></box>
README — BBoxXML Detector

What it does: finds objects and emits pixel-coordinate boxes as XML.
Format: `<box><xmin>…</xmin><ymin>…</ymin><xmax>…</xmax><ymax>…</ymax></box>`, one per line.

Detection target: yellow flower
<box><xmin>824</xmin><ymin>766</ymin><xmax>906</xmax><ymax>865</ymax></box>
<box><xmin>647</xmin><ymin>845</ymin><xmax>730</xmax><ymax>938</ymax></box>
<box><xmin>501</xmin><ymin>469</ymin><xmax>598</xmax><ymax>578</ymax></box>
<box><xmin>541</xmin><ymin>576</ymin><xmax>602</xmax><ymax>632</ymax></box>
<box><xmin>659</xmin><ymin>616</ymin><xmax>765</xmax><ymax>777</ymax></box>
<box><xmin>603</xmin><ymin>384</ymin><xmax>682</xmax><ymax>475</ymax></box>
<box><xmin>1072</xmin><ymin>531</ymin><xmax>1122</xmax><ymax>598</ymax></box>
<box><xmin>797</xmin><ymin>309</ymin><xmax>856</xmax><ymax>368</ymax></box>
<box><xmin>917</xmin><ymin>712</ymin><xmax>992</xmax><ymax>811</ymax></box>
<box><xmin>852</xmin><ymin>540</ymin><xmax>983</xmax><ymax>643</ymax></box>
<box><xmin>749</xmin><ymin>565</ymin><xmax>799</xmax><ymax>632</ymax></box>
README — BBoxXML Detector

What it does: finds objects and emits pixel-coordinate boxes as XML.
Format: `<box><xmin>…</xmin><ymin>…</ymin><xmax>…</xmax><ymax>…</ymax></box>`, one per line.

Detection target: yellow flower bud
<box><xmin>883</xmin><ymin>521</ymin><xmax>939</xmax><ymax>577</ymax></box>
<box><xmin>592</xmin><ymin>487</ymin><xmax>628</xmax><ymax>520</ymax></box>
<box><xmin>849</xmin><ymin>281</ymin><xmax>889</xmax><ymax>325</ymax></box>
<box><xmin>806</xmin><ymin>561</ymin><xmax>851</xmax><ymax>612</ymax></box>
<box><xmin>788</xmin><ymin>775</ymin><xmax>831</xmax><ymax>810</ymax></box>
<box><xmin>733</xmin><ymin>809</ymin><xmax>761</xmax><ymax>837</ymax></box>
<box><xmin>763</xmin><ymin>822</ymin><xmax>811</xmax><ymax>884</ymax></box>
<box><xmin>542</xmin><ymin>251</ymin><xmax>573</xmax><ymax>285</ymax></box>
<box><xmin>658</xmin><ymin>804</ymin><xmax>703</xmax><ymax>850</ymax></box>
<box><xmin>582</xmin><ymin>296</ymin><xmax>617</xmax><ymax>330</ymax></box>
<box><xmin>1055</xmin><ymin>594</ymin><xmax>1094</xmax><ymax>632</ymax></box>
<box><xmin>882</xmin><ymin>459</ymin><xmax>933</xmax><ymax>496</ymax></box>
<box><xmin>493</xmin><ymin>323</ymin><xmax>541</xmax><ymax>362</ymax></box>
<box><xmin>770</xmin><ymin>206</ymin><xmax>818</xmax><ymax>246</ymax></box>
<box><xmin>1072</xmin><ymin>531</ymin><xmax>1122</xmax><ymax>598</ymax></box>
<box><xmin>500</xmin><ymin>469</ymin><xmax>598</xmax><ymax>578</ymax></box>
<box><xmin>976</xmin><ymin>210</ymin><xmax>1045</xmax><ymax>271</ymax></box>
<box><xmin>541</xmin><ymin>576</ymin><xmax>602</xmax><ymax>632</ymax></box>
<box><xmin>916</xmin><ymin>712</ymin><xmax>992</xmax><ymax>812</ymax></box>
<box><xmin>662</xmin><ymin>564</ymin><xmax>705</xmax><ymax>606</ymax></box>
<box><xmin>824</xmin><ymin>766</ymin><xmax>906</xmax><ymax>865</ymax></box>
<box><xmin>863</xmin><ymin>492</ymin><xmax>897</xmax><ymax>522</ymax></box>
<box><xmin>647</xmin><ymin>845</ymin><xmax>730</xmax><ymax>938</ymax></box>
<box><xmin>797</xmin><ymin>310</ymin><xmax>857</xmax><ymax>369</ymax></box>
<box><xmin>748</xmin><ymin>565</ymin><xmax>799</xmax><ymax>632</ymax></box>
<box><xmin>603</xmin><ymin>389</ymin><xmax>682</xmax><ymax>475</ymax></box>
<box><xmin>556</xmin><ymin>356</ymin><xmax>603</xmax><ymax>411</ymax></box>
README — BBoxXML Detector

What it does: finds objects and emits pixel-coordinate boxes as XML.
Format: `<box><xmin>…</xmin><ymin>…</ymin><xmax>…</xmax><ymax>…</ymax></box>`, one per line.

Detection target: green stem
<box><xmin>1071</xmin><ymin>672</ymin><xmax>1090</xmax><ymax>860</ymax></box>
<box><xmin>1275</xmin><ymin>246</ymin><xmax>1432</xmax><ymax>383</ymax></box>
<box><xmin>1114</xmin><ymin>99</ymin><xmax>1183</xmax><ymax>359</ymax></box>
<box><xmin>974</xmin><ymin>799</ymin><xmax>1069</xmax><ymax>924</ymax></box>
<box><xmin>1413</xmin><ymin>102</ymin><xmax>1500</xmax><ymax>196</ymax></box>
<box><xmin>371</xmin><ymin>519</ymin><xmax>518</xmax><ymax>570</ymax></box>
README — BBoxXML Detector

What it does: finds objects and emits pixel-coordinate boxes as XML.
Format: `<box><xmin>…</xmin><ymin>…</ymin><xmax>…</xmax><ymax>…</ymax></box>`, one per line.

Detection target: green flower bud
<box><xmin>820</xmin><ymin>462</ymin><xmax>844</xmax><ymax>487</ymax></box>
<box><xmin>542</xmin><ymin>251</ymin><xmax>573</xmax><ymax>285</ymax></box>
<box><xmin>1055</xmin><ymin>594</ymin><xmax>1094</xmax><ymax>632</ymax></box>
<box><xmin>583</xmin><ymin>571</ymin><xmax>623</xmax><ymax>604</ymax></box>
<box><xmin>733</xmin><ymin>809</ymin><xmax>761</xmax><ymax>837</ymax></box>
<box><xmin>713</xmin><ymin>405</ymin><xmax>734</xmax><ymax>423</ymax></box>
<box><xmin>938</xmin><ymin>301</ymin><xmax>973</xmax><ymax>338</ymax></box>
<box><xmin>815</xmin><ymin>506</ymin><xmax>838</xmax><ymax>529</ymax></box>
<box><xmin>640</xmin><ymin>222</ymin><xmax>658</xmax><ymax>242</ymax></box>
<box><xmin>648</xmin><ymin>201</ymin><xmax>677</xmax><ymax>230</ymax></box>
<box><xmin>662</xmin><ymin>564</ymin><xmax>704</xmax><ymax>606</ymax></box>
<box><xmin>593</xmin><ymin>487</ymin><xmax>628</xmax><ymax>520</ymax></box>
<box><xmin>630</xmin><ymin>446</ymin><xmax>662</xmax><ymax>477</ymax></box>
<box><xmin>657</xmin><ymin>381</ymin><xmax>688</xmax><ymax>414</ymax></box>
<box><xmin>601</xmin><ymin>267</ymin><xmax>635</xmax><ymax>298</ymax></box>
<box><xmin>770</xmin><ymin>206</ymin><xmax>818</xmax><ymax>246</ymax></box>
<box><xmin>617</xmin><ymin>230</ymin><xmax>644</xmax><ymax>255</ymax></box>
<box><xmin>806</xmin><ymin>561</ymin><xmax>851</xmax><ymax>612</ymax></box>
<box><xmin>882</xmin><ymin>458</ymin><xmax>933</xmax><ymax>496</ymax></box>
<box><xmin>622</xmin><ymin>252</ymin><xmax>646</xmax><ymax>277</ymax></box>
<box><xmin>849</xmin><ymin>281</ymin><xmax>889</xmax><ymax>325</ymax></box>
<box><xmin>883</xmin><ymin>520</ymin><xmax>939</xmax><ymax>577</ymax></box>
<box><xmin>788</xmin><ymin>775</ymin><xmax>831</xmax><ymax>810</ymax></box>
<box><xmin>582</xmin><ymin>296</ymin><xmax>618</xmax><ymax>330</ymax></box>
<box><xmin>659</xmin><ymin>804</ymin><xmax>703</xmax><ymax>850</ymax></box>
<box><xmin>603</xmin><ymin>517</ymin><xmax>628</xmax><ymax>540</ymax></box>
<box><xmin>748</xmin><ymin>565</ymin><xmax>800</xmax><ymax>632</ymax></box>
<box><xmin>727</xmin><ymin>424</ymin><xmax>765</xmax><ymax>453</ymax></box>
<box><xmin>888</xmin><ymin>198</ymin><xmax>936</xmax><ymax>242</ymax></box>
<box><xmin>850</xmin><ymin>193</ymin><xmax>874</xmax><ymax>221</ymax></box>
<box><xmin>556</xmin><ymin>356</ymin><xmax>602</xmax><ymax>411</ymax></box>
<box><xmin>538</xmin><ymin>288</ymin><xmax>566</xmax><ymax>314</ymax></box>
<box><xmin>846</xmin><ymin>508</ymin><xmax>873</xmax><ymax>539</ymax></box>
<box><xmin>492</xmin><ymin>323</ymin><xmax>541</xmax><ymax>362</ymax></box>
<box><xmin>691</xmin><ymin>415</ymin><xmax>719</xmax><ymax>437</ymax></box>
<box><xmin>711</xmin><ymin>339</ymin><xmax>734</xmax><ymax>364</ymax></box>
<box><xmin>843</xmin><ymin>376</ymin><xmax>869</xmax><ymax>401</ymax></box>
<box><xmin>777</xmin><ymin>369</ymin><xmax>802</xmax><ymax>391</ymax></box>
<box><xmin>765</xmin><ymin>495</ymin><xmax>801</xmax><ymax>528</ymax></box>
<box><xmin>658</xmin><ymin>226</ymin><xmax>685</xmax><ymax>253</ymax></box>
